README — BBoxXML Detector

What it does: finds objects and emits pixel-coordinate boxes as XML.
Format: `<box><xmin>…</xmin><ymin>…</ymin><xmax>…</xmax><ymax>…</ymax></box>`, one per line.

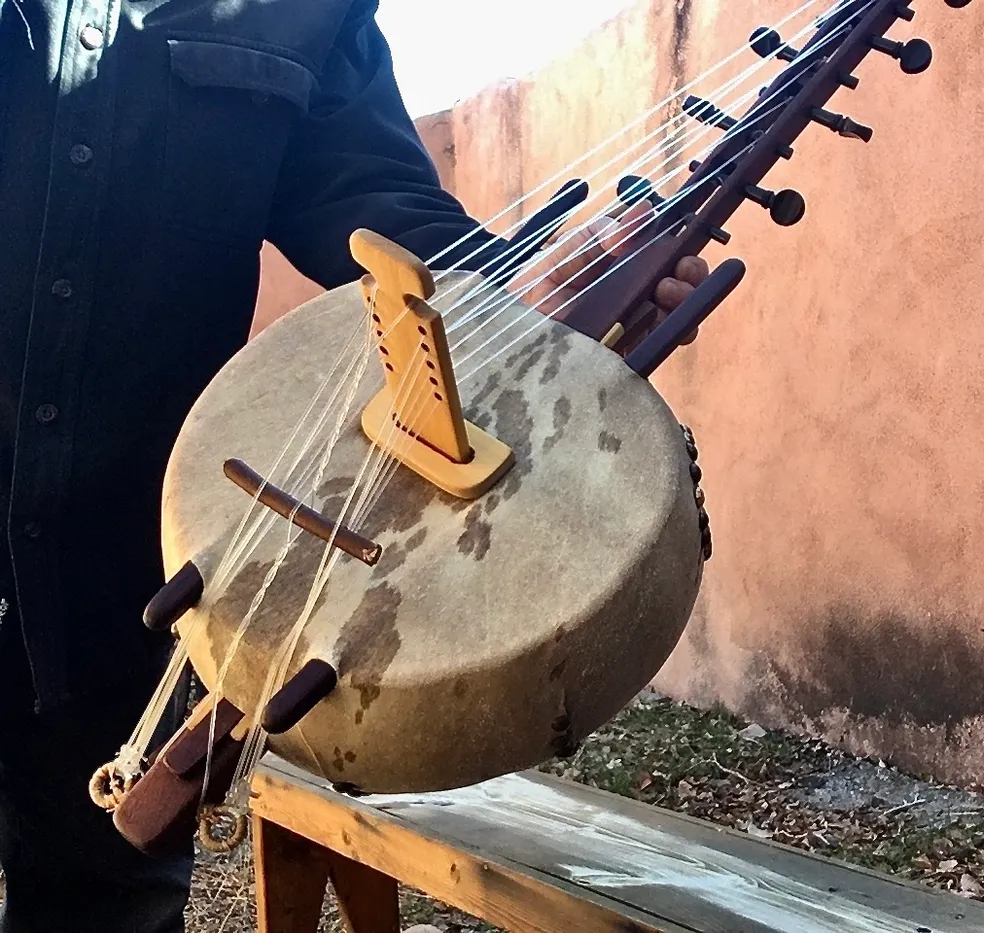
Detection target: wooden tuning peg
<box><xmin>749</xmin><ymin>27</ymin><xmax>799</xmax><ymax>62</ymax></box>
<box><xmin>810</xmin><ymin>107</ymin><xmax>873</xmax><ymax>143</ymax></box>
<box><xmin>616</xmin><ymin>175</ymin><xmax>665</xmax><ymax>209</ymax></box>
<box><xmin>870</xmin><ymin>35</ymin><xmax>933</xmax><ymax>74</ymax></box>
<box><xmin>744</xmin><ymin>185</ymin><xmax>806</xmax><ymax>227</ymax></box>
<box><xmin>143</xmin><ymin>561</ymin><xmax>204</xmax><ymax>632</ymax></box>
<box><xmin>682</xmin><ymin>95</ymin><xmax>736</xmax><ymax>131</ymax></box>
<box><xmin>487</xmin><ymin>179</ymin><xmax>589</xmax><ymax>284</ymax></box>
<box><xmin>261</xmin><ymin>659</ymin><xmax>339</xmax><ymax>735</ymax></box>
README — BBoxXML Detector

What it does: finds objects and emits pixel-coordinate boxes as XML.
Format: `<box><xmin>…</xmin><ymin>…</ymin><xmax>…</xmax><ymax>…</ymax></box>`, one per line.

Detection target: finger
<box><xmin>655</xmin><ymin>277</ymin><xmax>694</xmax><ymax>311</ymax></box>
<box><xmin>675</xmin><ymin>255</ymin><xmax>710</xmax><ymax>287</ymax></box>
<box><xmin>650</xmin><ymin>306</ymin><xmax>699</xmax><ymax>346</ymax></box>
<box><xmin>549</xmin><ymin>223</ymin><xmax>611</xmax><ymax>285</ymax></box>
<box><xmin>602</xmin><ymin>202</ymin><xmax>654</xmax><ymax>256</ymax></box>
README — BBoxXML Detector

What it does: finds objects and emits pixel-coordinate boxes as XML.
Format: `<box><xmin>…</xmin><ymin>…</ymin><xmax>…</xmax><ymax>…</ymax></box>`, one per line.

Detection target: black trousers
<box><xmin>0</xmin><ymin>602</ymin><xmax>194</xmax><ymax>933</ymax></box>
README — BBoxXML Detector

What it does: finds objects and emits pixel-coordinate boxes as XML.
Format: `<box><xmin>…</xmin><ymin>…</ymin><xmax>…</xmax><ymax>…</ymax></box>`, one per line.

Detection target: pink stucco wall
<box><xmin>255</xmin><ymin>0</ymin><xmax>984</xmax><ymax>786</ymax></box>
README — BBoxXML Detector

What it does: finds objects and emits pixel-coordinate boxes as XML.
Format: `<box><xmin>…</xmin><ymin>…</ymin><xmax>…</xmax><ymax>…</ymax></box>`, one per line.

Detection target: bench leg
<box><xmin>253</xmin><ymin>813</ymin><xmax>401</xmax><ymax>933</ymax></box>
<box><xmin>326</xmin><ymin>847</ymin><xmax>401</xmax><ymax>933</ymax></box>
<box><xmin>254</xmin><ymin>815</ymin><xmax>332</xmax><ymax>933</ymax></box>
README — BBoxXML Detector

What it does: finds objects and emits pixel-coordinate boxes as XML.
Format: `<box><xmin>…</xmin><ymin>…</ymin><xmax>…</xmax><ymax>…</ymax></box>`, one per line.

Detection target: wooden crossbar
<box><xmin>249</xmin><ymin>756</ymin><xmax>984</xmax><ymax>933</ymax></box>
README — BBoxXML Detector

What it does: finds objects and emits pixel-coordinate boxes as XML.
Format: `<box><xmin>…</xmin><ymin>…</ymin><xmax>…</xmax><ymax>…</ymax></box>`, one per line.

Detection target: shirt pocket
<box><xmin>163</xmin><ymin>38</ymin><xmax>317</xmax><ymax>247</ymax></box>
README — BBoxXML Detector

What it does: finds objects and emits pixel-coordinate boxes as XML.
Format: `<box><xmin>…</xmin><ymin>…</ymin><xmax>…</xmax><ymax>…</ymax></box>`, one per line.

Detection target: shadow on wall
<box><xmin>254</xmin><ymin>0</ymin><xmax>984</xmax><ymax>787</ymax></box>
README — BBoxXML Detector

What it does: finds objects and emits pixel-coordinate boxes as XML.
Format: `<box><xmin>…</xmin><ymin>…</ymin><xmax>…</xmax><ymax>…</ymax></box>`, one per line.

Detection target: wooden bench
<box><xmin>249</xmin><ymin>756</ymin><xmax>984</xmax><ymax>933</ymax></box>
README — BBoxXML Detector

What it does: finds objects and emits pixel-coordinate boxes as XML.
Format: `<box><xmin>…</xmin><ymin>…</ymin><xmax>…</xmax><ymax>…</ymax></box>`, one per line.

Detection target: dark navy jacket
<box><xmin>0</xmin><ymin>0</ymin><xmax>503</xmax><ymax>708</ymax></box>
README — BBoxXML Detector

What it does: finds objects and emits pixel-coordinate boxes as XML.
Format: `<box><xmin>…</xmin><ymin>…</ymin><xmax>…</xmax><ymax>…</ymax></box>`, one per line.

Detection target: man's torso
<box><xmin>0</xmin><ymin>0</ymin><xmax>372</xmax><ymax>703</ymax></box>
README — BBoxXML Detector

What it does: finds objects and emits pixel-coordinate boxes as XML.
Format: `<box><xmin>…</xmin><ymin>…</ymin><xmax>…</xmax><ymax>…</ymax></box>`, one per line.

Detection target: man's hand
<box><xmin>507</xmin><ymin>201</ymin><xmax>710</xmax><ymax>346</ymax></box>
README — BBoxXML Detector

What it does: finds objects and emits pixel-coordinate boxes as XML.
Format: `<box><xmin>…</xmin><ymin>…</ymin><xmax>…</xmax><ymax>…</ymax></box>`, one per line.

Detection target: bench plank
<box><xmin>252</xmin><ymin>757</ymin><xmax>984</xmax><ymax>933</ymax></box>
<box><xmin>253</xmin><ymin>760</ymin><xmax>686</xmax><ymax>933</ymax></box>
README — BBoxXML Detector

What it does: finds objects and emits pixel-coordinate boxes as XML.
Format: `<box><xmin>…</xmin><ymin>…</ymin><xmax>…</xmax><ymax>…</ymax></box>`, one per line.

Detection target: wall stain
<box><xmin>671</xmin><ymin>0</ymin><xmax>694</xmax><ymax>93</ymax></box>
<box><xmin>753</xmin><ymin>603</ymin><xmax>984</xmax><ymax>741</ymax></box>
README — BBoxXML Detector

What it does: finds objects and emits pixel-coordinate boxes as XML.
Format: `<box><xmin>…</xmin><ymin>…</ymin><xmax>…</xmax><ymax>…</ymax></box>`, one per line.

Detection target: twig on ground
<box><xmin>884</xmin><ymin>797</ymin><xmax>927</xmax><ymax>816</ymax></box>
<box><xmin>710</xmin><ymin>753</ymin><xmax>758</xmax><ymax>786</ymax></box>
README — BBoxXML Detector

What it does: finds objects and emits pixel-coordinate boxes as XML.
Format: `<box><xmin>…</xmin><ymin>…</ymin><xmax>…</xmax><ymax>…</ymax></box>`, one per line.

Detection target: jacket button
<box><xmin>24</xmin><ymin>522</ymin><xmax>42</xmax><ymax>539</ymax></box>
<box><xmin>70</xmin><ymin>144</ymin><xmax>93</xmax><ymax>166</ymax></box>
<box><xmin>36</xmin><ymin>404</ymin><xmax>59</xmax><ymax>425</ymax></box>
<box><xmin>80</xmin><ymin>24</ymin><xmax>104</xmax><ymax>50</ymax></box>
<box><xmin>51</xmin><ymin>279</ymin><xmax>73</xmax><ymax>299</ymax></box>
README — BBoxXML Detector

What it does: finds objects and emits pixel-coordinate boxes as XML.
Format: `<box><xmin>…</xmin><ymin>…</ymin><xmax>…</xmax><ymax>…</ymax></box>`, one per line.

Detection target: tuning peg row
<box><xmin>750</xmin><ymin>14</ymin><xmax>938</xmax><ymax>79</ymax></box>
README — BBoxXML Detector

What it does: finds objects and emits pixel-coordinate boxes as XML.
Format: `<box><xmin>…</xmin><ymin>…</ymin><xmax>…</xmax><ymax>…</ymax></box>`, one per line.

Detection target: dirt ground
<box><xmin>183</xmin><ymin>688</ymin><xmax>984</xmax><ymax>932</ymax></box>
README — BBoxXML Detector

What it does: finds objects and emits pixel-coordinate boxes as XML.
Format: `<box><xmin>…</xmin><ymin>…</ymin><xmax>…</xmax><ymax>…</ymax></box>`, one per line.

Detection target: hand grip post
<box><xmin>624</xmin><ymin>258</ymin><xmax>746</xmax><ymax>378</ymax></box>
<box><xmin>485</xmin><ymin>179</ymin><xmax>589</xmax><ymax>285</ymax></box>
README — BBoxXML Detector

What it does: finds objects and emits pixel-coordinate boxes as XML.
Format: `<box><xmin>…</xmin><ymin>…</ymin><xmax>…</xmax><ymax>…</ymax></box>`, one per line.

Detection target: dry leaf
<box><xmin>739</xmin><ymin>724</ymin><xmax>768</xmax><ymax>741</ymax></box>
<box><xmin>960</xmin><ymin>874</ymin><xmax>984</xmax><ymax>896</ymax></box>
<box><xmin>938</xmin><ymin>859</ymin><xmax>959</xmax><ymax>872</ymax></box>
<box><xmin>742</xmin><ymin>820</ymin><xmax>775</xmax><ymax>839</ymax></box>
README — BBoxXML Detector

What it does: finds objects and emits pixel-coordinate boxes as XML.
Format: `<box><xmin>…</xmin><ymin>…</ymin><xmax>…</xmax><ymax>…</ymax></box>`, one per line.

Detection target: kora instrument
<box><xmin>161</xmin><ymin>271</ymin><xmax>704</xmax><ymax>793</ymax></box>
<box><xmin>89</xmin><ymin>0</ymin><xmax>973</xmax><ymax>855</ymax></box>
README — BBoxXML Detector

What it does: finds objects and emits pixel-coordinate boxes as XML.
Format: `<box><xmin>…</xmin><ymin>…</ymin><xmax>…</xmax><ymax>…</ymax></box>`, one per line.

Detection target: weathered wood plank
<box><xmin>251</xmin><ymin>761</ymin><xmax>687</xmax><ymax>933</ymax></box>
<box><xmin>253</xmin><ymin>758</ymin><xmax>984</xmax><ymax>933</ymax></box>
